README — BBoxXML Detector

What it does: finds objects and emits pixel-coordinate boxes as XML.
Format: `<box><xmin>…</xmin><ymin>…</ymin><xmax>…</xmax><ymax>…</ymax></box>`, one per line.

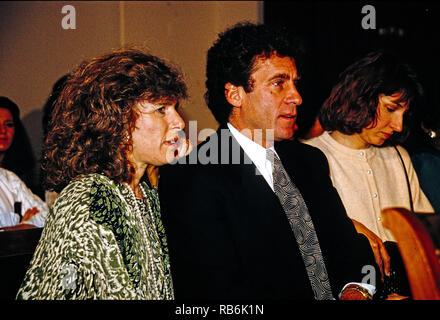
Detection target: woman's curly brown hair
<box><xmin>42</xmin><ymin>48</ymin><xmax>187</xmax><ymax>193</ymax></box>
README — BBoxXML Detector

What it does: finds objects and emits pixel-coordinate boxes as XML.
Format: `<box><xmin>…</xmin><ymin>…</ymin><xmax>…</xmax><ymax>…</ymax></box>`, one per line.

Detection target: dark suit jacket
<box><xmin>159</xmin><ymin>125</ymin><xmax>377</xmax><ymax>299</ymax></box>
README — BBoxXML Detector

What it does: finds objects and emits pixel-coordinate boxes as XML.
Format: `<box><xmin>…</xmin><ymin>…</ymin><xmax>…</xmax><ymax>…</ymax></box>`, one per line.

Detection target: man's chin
<box><xmin>275</xmin><ymin>129</ymin><xmax>295</xmax><ymax>142</ymax></box>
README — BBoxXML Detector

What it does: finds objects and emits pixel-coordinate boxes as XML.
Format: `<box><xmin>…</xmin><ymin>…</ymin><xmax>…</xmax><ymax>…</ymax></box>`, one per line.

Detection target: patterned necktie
<box><xmin>267</xmin><ymin>149</ymin><xmax>334</xmax><ymax>300</ymax></box>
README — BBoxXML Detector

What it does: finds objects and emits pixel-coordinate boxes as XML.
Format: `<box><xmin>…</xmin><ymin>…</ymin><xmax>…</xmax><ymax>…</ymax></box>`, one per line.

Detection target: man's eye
<box><xmin>386</xmin><ymin>106</ymin><xmax>397</xmax><ymax>113</ymax></box>
<box><xmin>273</xmin><ymin>80</ymin><xmax>283</xmax><ymax>87</ymax></box>
<box><xmin>156</xmin><ymin>107</ymin><xmax>166</xmax><ymax>114</ymax></box>
<box><xmin>5</xmin><ymin>122</ymin><xmax>14</xmax><ymax>128</ymax></box>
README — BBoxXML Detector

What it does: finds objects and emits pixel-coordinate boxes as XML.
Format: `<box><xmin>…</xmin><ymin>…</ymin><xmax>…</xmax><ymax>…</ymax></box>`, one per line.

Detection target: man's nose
<box><xmin>0</xmin><ymin>124</ymin><xmax>6</xmax><ymax>134</ymax></box>
<box><xmin>285</xmin><ymin>83</ymin><xmax>302</xmax><ymax>106</ymax></box>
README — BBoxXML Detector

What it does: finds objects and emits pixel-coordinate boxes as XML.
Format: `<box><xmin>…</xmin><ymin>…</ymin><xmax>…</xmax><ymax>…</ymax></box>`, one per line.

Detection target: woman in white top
<box><xmin>304</xmin><ymin>51</ymin><xmax>434</xmax><ymax>298</ymax></box>
<box><xmin>0</xmin><ymin>97</ymin><xmax>48</xmax><ymax>228</ymax></box>
<box><xmin>0</xmin><ymin>97</ymin><xmax>39</xmax><ymax>195</ymax></box>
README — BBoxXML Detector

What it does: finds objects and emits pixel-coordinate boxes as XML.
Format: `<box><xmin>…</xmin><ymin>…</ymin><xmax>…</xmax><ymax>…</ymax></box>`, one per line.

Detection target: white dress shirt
<box><xmin>227</xmin><ymin>123</ymin><xmax>278</xmax><ymax>190</ymax></box>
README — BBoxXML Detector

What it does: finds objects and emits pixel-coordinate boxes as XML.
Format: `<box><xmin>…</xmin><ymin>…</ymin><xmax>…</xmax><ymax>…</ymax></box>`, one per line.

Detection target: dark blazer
<box><xmin>159</xmin><ymin>125</ymin><xmax>377</xmax><ymax>299</ymax></box>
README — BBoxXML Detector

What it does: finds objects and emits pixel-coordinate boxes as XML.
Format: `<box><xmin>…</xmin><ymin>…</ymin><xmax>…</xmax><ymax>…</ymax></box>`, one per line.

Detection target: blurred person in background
<box><xmin>0</xmin><ymin>97</ymin><xmax>48</xmax><ymax>228</ymax></box>
<box><xmin>404</xmin><ymin>111</ymin><xmax>440</xmax><ymax>214</ymax></box>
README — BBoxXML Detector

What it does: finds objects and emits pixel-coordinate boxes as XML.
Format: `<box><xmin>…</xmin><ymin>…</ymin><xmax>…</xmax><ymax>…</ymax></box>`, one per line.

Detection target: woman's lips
<box><xmin>164</xmin><ymin>136</ymin><xmax>179</xmax><ymax>146</ymax></box>
<box><xmin>381</xmin><ymin>132</ymin><xmax>393</xmax><ymax>139</ymax></box>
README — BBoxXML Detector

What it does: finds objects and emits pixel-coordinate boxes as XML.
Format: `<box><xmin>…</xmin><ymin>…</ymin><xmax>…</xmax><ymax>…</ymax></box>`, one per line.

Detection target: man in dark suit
<box><xmin>159</xmin><ymin>22</ymin><xmax>379</xmax><ymax>300</ymax></box>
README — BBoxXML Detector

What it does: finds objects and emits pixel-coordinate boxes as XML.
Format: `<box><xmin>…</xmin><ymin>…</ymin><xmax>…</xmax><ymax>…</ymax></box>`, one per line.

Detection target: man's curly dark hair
<box><xmin>205</xmin><ymin>21</ymin><xmax>304</xmax><ymax>125</ymax></box>
<box><xmin>319</xmin><ymin>50</ymin><xmax>423</xmax><ymax>144</ymax></box>
<box><xmin>42</xmin><ymin>48</ymin><xmax>187</xmax><ymax>193</ymax></box>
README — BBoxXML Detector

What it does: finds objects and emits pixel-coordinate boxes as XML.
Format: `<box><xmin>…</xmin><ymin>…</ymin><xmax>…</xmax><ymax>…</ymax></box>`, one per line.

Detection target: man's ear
<box><xmin>224</xmin><ymin>82</ymin><xmax>244</xmax><ymax>108</ymax></box>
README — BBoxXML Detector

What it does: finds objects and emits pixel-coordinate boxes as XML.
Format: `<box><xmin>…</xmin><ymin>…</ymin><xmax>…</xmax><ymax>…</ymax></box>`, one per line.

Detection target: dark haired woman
<box><xmin>0</xmin><ymin>97</ymin><xmax>38</xmax><ymax>191</ymax></box>
<box><xmin>17</xmin><ymin>48</ymin><xmax>189</xmax><ymax>299</ymax></box>
<box><xmin>304</xmin><ymin>51</ymin><xmax>434</xmax><ymax>298</ymax></box>
<box><xmin>0</xmin><ymin>97</ymin><xmax>48</xmax><ymax>228</ymax></box>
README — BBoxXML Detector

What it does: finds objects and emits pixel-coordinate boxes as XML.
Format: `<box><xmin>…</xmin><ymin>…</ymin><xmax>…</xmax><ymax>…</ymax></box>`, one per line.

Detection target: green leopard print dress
<box><xmin>16</xmin><ymin>173</ymin><xmax>174</xmax><ymax>300</ymax></box>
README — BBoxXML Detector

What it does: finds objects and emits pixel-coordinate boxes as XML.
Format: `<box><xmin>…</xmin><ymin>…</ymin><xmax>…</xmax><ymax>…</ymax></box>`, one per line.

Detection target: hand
<box><xmin>340</xmin><ymin>289</ymin><xmax>369</xmax><ymax>300</ymax></box>
<box><xmin>21</xmin><ymin>207</ymin><xmax>39</xmax><ymax>223</ymax></box>
<box><xmin>351</xmin><ymin>219</ymin><xmax>390</xmax><ymax>281</ymax></box>
<box><xmin>340</xmin><ymin>284</ymin><xmax>373</xmax><ymax>300</ymax></box>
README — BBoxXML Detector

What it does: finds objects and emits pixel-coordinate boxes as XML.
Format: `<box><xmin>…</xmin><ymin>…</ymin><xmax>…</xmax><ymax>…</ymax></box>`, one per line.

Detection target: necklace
<box><xmin>122</xmin><ymin>182</ymin><xmax>171</xmax><ymax>300</ymax></box>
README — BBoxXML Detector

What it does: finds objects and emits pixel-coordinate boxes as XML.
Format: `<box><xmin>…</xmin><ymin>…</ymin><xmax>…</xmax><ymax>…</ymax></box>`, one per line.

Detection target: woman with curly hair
<box><xmin>304</xmin><ymin>51</ymin><xmax>434</xmax><ymax>298</ymax></box>
<box><xmin>17</xmin><ymin>48</ymin><xmax>189</xmax><ymax>300</ymax></box>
